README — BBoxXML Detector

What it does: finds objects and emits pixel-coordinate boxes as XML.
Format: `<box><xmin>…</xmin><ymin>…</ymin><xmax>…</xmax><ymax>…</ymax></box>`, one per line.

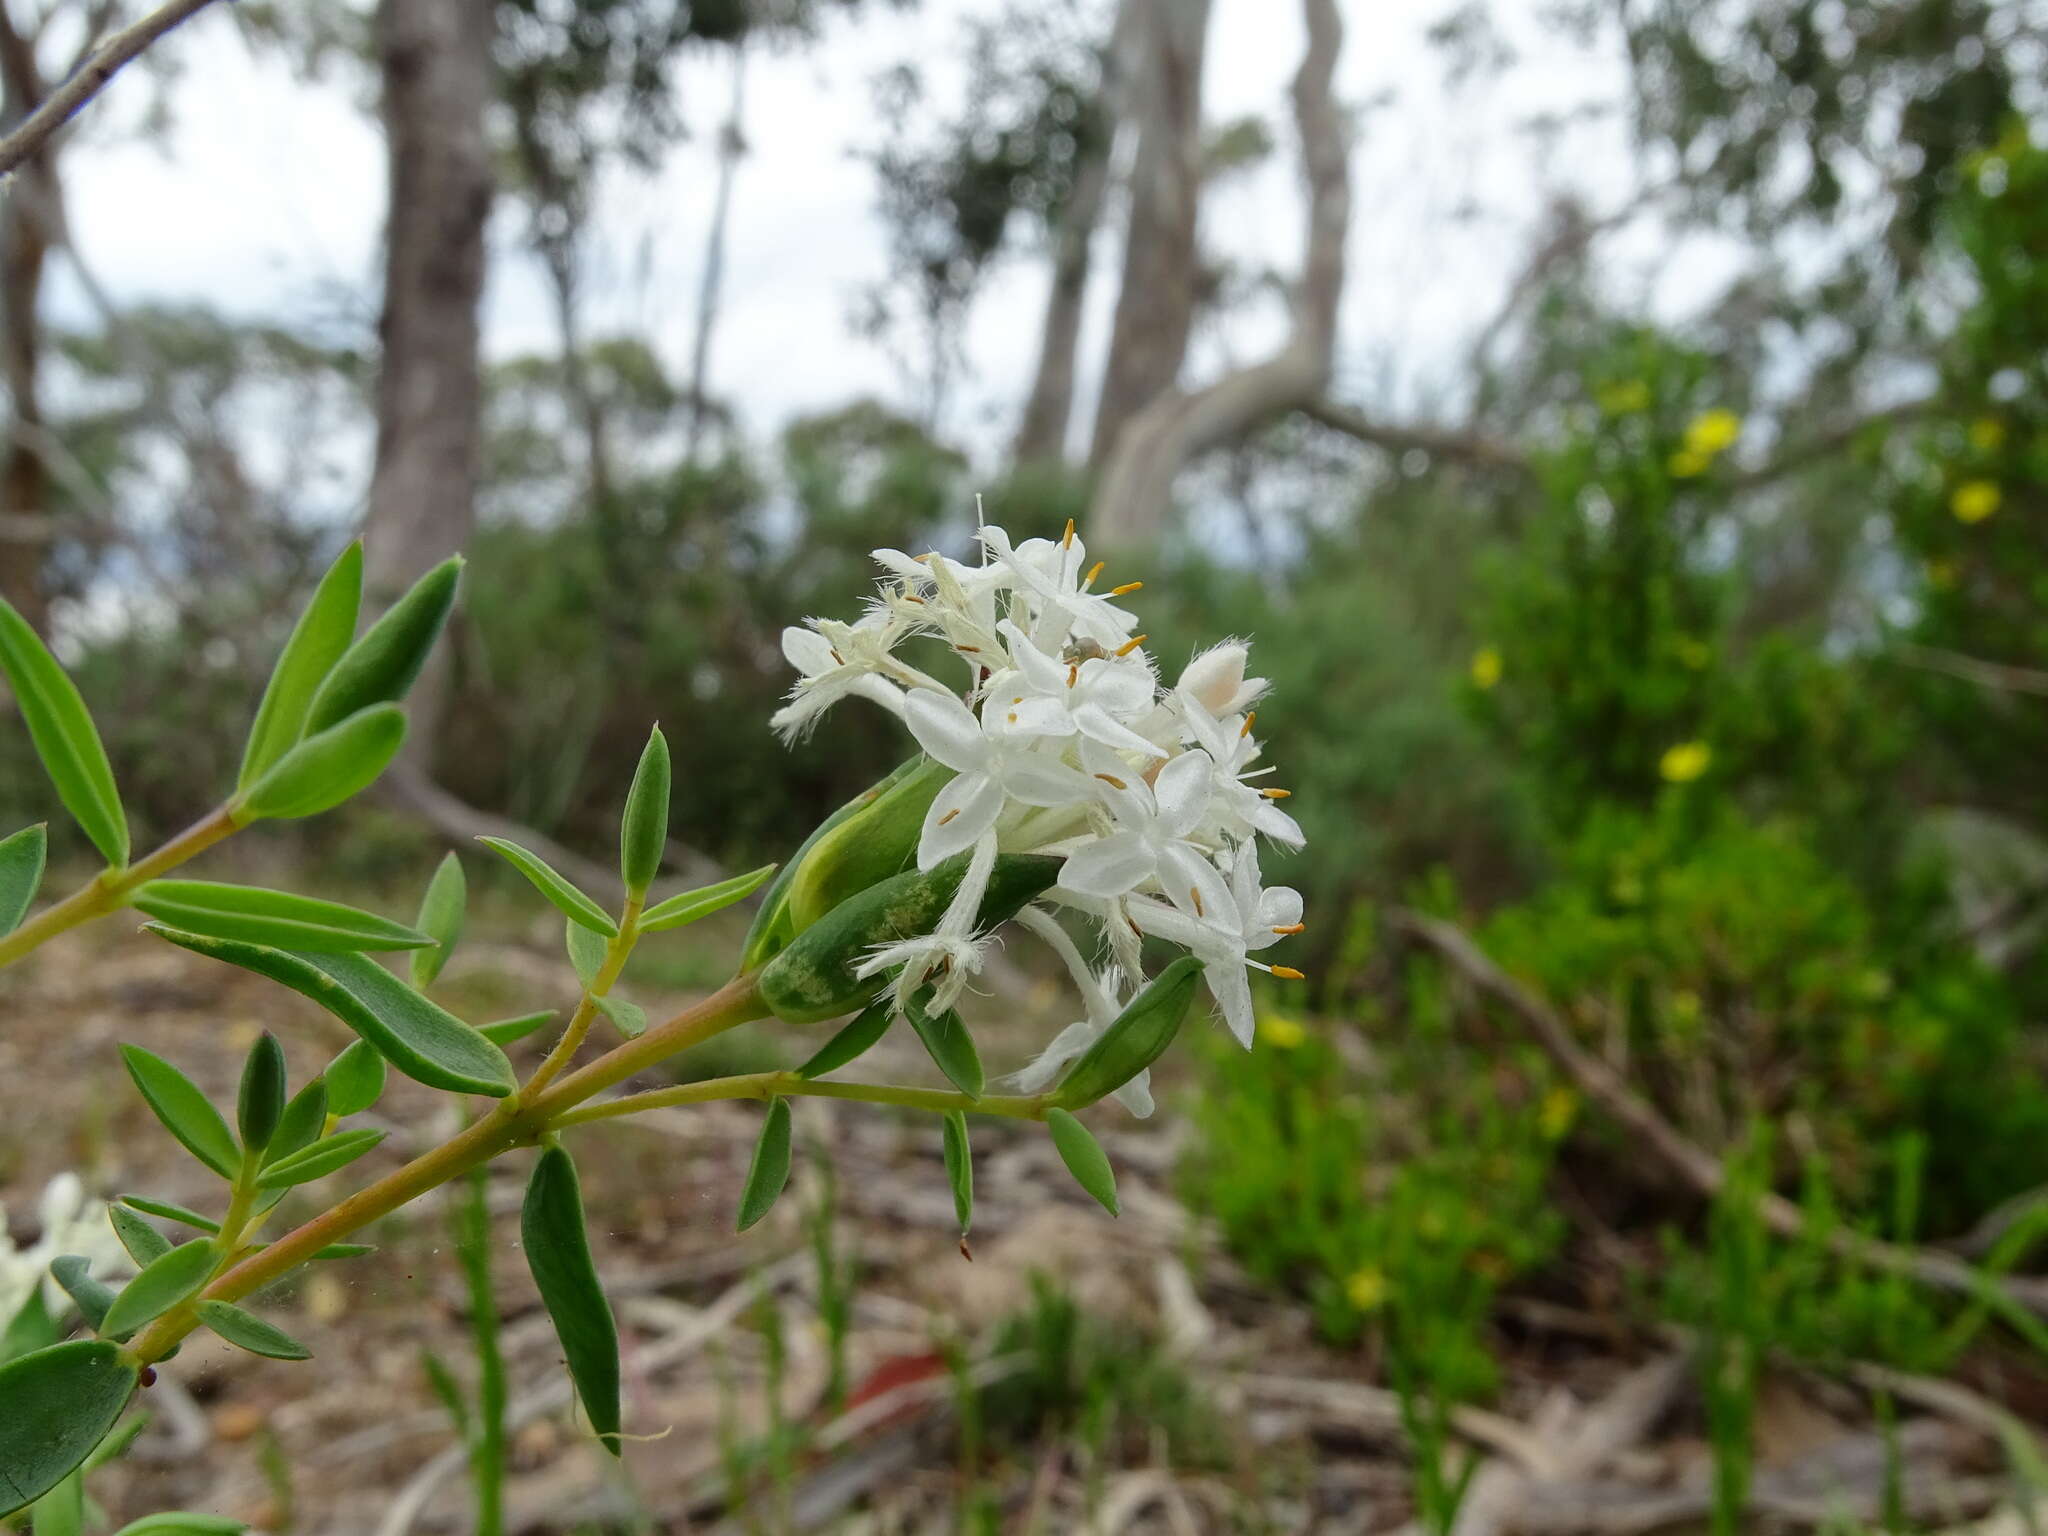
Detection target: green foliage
<box><xmin>196</xmin><ymin>1301</ymin><xmax>313</xmax><ymax>1362</ymax></box>
<box><xmin>941</xmin><ymin>1111</ymin><xmax>972</xmax><ymax>1234</ymax></box>
<box><xmin>410</xmin><ymin>853</ymin><xmax>468</xmax><ymax>990</ymax></box>
<box><xmin>795</xmin><ymin>1000</ymin><xmax>892</xmax><ymax>1080</ymax></box>
<box><xmin>618</xmin><ymin>725</ymin><xmax>670</xmax><ymax>896</ymax></box>
<box><xmin>120</xmin><ymin>1045</ymin><xmax>239</xmax><ymax>1180</ymax></box>
<box><xmin>0</xmin><ymin>597</ymin><xmax>128</xmax><ymax>866</ymax></box>
<box><xmin>1054</xmin><ymin>955</ymin><xmax>1202</xmax><ymax>1109</ymax></box>
<box><xmin>132</xmin><ymin>881</ymin><xmax>433</xmax><ymax>953</ymax></box>
<box><xmin>0</xmin><ymin>1341</ymin><xmax>138</xmax><ymax>1518</ymax></box>
<box><xmin>236</xmin><ymin>703</ymin><xmax>408</xmax><ymax>821</ymax></box>
<box><xmin>1045</xmin><ymin>1109</ymin><xmax>1117</xmax><ymax>1217</ymax></box>
<box><xmin>238</xmin><ymin>541</ymin><xmax>362</xmax><ymax>791</ymax></box>
<box><xmin>736</xmin><ymin>1097</ymin><xmax>794</xmax><ymax>1232</ymax></box>
<box><xmin>905</xmin><ymin>991</ymin><xmax>983</xmax><ymax>1100</ymax></box>
<box><xmin>476</xmin><ymin>836</ymin><xmax>617</xmax><ymax>935</ymax></box>
<box><xmin>0</xmin><ymin>823</ymin><xmax>46</xmax><ymax>934</ymax></box>
<box><xmin>638</xmin><ymin>862</ymin><xmax>777</xmax><ymax>933</ymax></box>
<box><xmin>520</xmin><ymin>1144</ymin><xmax>621</xmax><ymax>1454</ymax></box>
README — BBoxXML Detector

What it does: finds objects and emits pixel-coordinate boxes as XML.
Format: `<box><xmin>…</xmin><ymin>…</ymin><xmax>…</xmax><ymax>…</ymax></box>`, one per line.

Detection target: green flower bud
<box><xmin>1053</xmin><ymin>956</ymin><xmax>1204</xmax><ymax>1109</ymax></box>
<box><xmin>759</xmin><ymin>851</ymin><xmax>1060</xmax><ymax>1024</ymax></box>
<box><xmin>784</xmin><ymin>758</ymin><xmax>952</xmax><ymax>933</ymax></box>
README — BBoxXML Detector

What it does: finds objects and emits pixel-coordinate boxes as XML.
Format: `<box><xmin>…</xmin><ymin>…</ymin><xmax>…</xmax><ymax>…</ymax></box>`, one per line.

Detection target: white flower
<box><xmin>1059</xmin><ymin>745</ymin><xmax>1231</xmax><ymax>919</ymax></box>
<box><xmin>772</xmin><ymin>513</ymin><xmax>1306</xmax><ymax>1055</ymax></box>
<box><xmin>1177</xmin><ymin>691</ymin><xmax>1304</xmax><ymax>848</ymax></box>
<box><xmin>0</xmin><ymin>1173</ymin><xmax>133</xmax><ymax>1330</ymax></box>
<box><xmin>1126</xmin><ymin>844</ymin><xmax>1303</xmax><ymax>1046</ymax></box>
<box><xmin>902</xmin><ymin>690</ymin><xmax>1090</xmax><ymax>868</ymax></box>
<box><xmin>1009</xmin><ymin>907</ymin><xmax>1154</xmax><ymax>1115</ymax></box>
<box><xmin>996</xmin><ymin>621</ymin><xmax>1160</xmax><ymax>756</ymax></box>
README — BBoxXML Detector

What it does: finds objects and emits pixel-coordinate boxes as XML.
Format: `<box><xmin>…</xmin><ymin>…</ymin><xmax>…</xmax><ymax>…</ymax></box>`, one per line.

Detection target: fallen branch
<box><xmin>1393</xmin><ymin>909</ymin><xmax>2048</xmax><ymax>1318</ymax></box>
<box><xmin>0</xmin><ymin>0</ymin><xmax>221</xmax><ymax>176</ymax></box>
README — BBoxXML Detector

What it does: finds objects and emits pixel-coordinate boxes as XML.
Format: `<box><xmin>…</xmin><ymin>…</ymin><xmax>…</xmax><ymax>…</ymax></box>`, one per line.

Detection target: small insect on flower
<box><xmin>770</xmin><ymin>515</ymin><xmax>1308</xmax><ymax>1084</ymax></box>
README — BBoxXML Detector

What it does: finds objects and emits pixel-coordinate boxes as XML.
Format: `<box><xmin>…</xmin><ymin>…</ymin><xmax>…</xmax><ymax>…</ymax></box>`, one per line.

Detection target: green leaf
<box><xmin>48</xmin><ymin>1257</ymin><xmax>116</xmax><ymax>1331</ymax></box>
<box><xmin>565</xmin><ymin>918</ymin><xmax>607</xmax><ymax>987</ymax></box>
<box><xmin>521</xmin><ymin>1144</ymin><xmax>621</xmax><ymax>1455</ymax></box>
<box><xmin>0</xmin><ymin>1340</ymin><xmax>138</xmax><ymax>1517</ymax></box>
<box><xmin>479</xmin><ymin>1009</ymin><xmax>555</xmax><ymax>1046</ymax></box>
<box><xmin>942</xmin><ymin>1112</ymin><xmax>972</xmax><ymax>1234</ymax></box>
<box><xmin>479</xmin><ymin>837</ymin><xmax>616</xmax><ymax>936</ymax></box>
<box><xmin>237</xmin><ymin>1032</ymin><xmax>287</xmax><ymax>1153</ymax></box>
<box><xmin>620</xmin><ymin>725</ymin><xmax>670</xmax><ymax>896</ymax></box>
<box><xmin>736</xmin><ymin>1098</ymin><xmax>794</xmax><ymax>1232</ymax></box>
<box><xmin>421</xmin><ymin>1348</ymin><xmax>471</xmax><ymax>1437</ymax></box>
<box><xmin>144</xmin><ymin>930</ymin><xmax>516</xmax><ymax>1098</ymax></box>
<box><xmin>1045</xmin><ymin>1108</ymin><xmax>1118</xmax><ymax>1217</ymax></box>
<box><xmin>132</xmin><ymin>880</ymin><xmax>434</xmax><ymax>954</ymax></box>
<box><xmin>268</xmin><ymin>1078</ymin><xmax>329</xmax><ymax>1166</ymax></box>
<box><xmin>196</xmin><ymin>1300</ymin><xmax>312</xmax><ymax>1361</ymax></box>
<box><xmin>254</xmin><ymin>1128</ymin><xmax>385</xmax><ymax>1190</ymax></box>
<box><xmin>742</xmin><ymin>758</ymin><xmax>924</xmax><ymax>970</ymax></box>
<box><xmin>0</xmin><ymin>600</ymin><xmax>127</xmax><ymax>867</ymax></box>
<box><xmin>108</xmin><ymin>1206</ymin><xmax>173</xmax><ymax>1267</ymax></box>
<box><xmin>1054</xmin><ymin>957</ymin><xmax>1203</xmax><ymax>1110</ymax></box>
<box><xmin>786</xmin><ymin>758</ymin><xmax>951</xmax><ymax>933</ymax></box>
<box><xmin>906</xmin><ymin>994</ymin><xmax>983</xmax><ymax>1100</ymax></box>
<box><xmin>0</xmin><ymin>1288</ymin><xmax>58</xmax><ymax>1364</ymax></box>
<box><xmin>238</xmin><ymin>541</ymin><xmax>363</xmax><ymax>791</ymax></box>
<box><xmin>304</xmin><ymin>554</ymin><xmax>462</xmax><ymax>734</ymax></box>
<box><xmin>81</xmin><ymin>1412</ymin><xmax>149</xmax><ymax>1474</ymax></box>
<box><xmin>310</xmin><ymin>1242</ymin><xmax>375</xmax><ymax>1262</ymax></box>
<box><xmin>640</xmin><ymin>863</ymin><xmax>778</xmax><ymax>933</ymax></box>
<box><xmin>0</xmin><ymin>823</ymin><xmax>46</xmax><ymax>935</ymax></box>
<box><xmin>795</xmin><ymin>999</ymin><xmax>892</xmax><ymax>1079</ymax></box>
<box><xmin>592</xmin><ymin>994</ymin><xmax>646</xmax><ymax>1039</ymax></box>
<box><xmin>117</xmin><ymin>1196</ymin><xmax>217</xmax><ymax>1234</ymax></box>
<box><xmin>100</xmin><ymin>1239</ymin><xmax>216</xmax><ymax>1339</ymax></box>
<box><xmin>758</xmin><ymin>852</ymin><xmax>1060</xmax><ymax>1024</ymax></box>
<box><xmin>32</xmin><ymin>1470</ymin><xmax>82</xmax><ymax>1536</ymax></box>
<box><xmin>324</xmin><ymin>1039</ymin><xmax>386</xmax><ymax>1118</ymax></box>
<box><xmin>109</xmin><ymin>1514</ymin><xmax>249</xmax><ymax>1535</ymax></box>
<box><xmin>120</xmin><ymin>1046</ymin><xmax>239</xmax><ymax>1179</ymax></box>
<box><xmin>410</xmin><ymin>852</ymin><xmax>466</xmax><ymax>990</ymax></box>
<box><xmin>235</xmin><ymin>703</ymin><xmax>407</xmax><ymax>821</ymax></box>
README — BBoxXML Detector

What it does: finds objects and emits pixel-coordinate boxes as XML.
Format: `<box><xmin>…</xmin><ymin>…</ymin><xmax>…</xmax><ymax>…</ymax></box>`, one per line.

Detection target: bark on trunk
<box><xmin>1013</xmin><ymin>3</ymin><xmax>1138</xmax><ymax>468</ymax></box>
<box><xmin>1088</xmin><ymin>0</ymin><xmax>1349</xmax><ymax>549</ymax></box>
<box><xmin>0</xmin><ymin>0</ymin><xmax>53</xmax><ymax>630</ymax></box>
<box><xmin>366</xmin><ymin>0</ymin><xmax>492</xmax><ymax>764</ymax></box>
<box><xmin>1085</xmin><ymin>0</ymin><xmax>1210</xmax><ymax>470</ymax></box>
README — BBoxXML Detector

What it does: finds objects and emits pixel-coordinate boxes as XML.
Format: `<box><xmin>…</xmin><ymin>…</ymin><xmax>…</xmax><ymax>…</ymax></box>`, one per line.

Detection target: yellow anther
<box><xmin>1109</xmin><ymin>581</ymin><xmax>1143</xmax><ymax>596</ymax></box>
<box><xmin>1241</xmin><ymin>712</ymin><xmax>1257</xmax><ymax>736</ymax></box>
<box><xmin>1066</xmin><ymin>664</ymin><xmax>1080</xmax><ymax>687</ymax></box>
<box><xmin>937</xmin><ymin>808</ymin><xmax>960</xmax><ymax>825</ymax></box>
<box><xmin>1261</xmin><ymin>787</ymin><xmax>1291</xmax><ymax>799</ymax></box>
<box><xmin>1062</xmin><ymin>518</ymin><xmax>1076</xmax><ymax>548</ymax></box>
<box><xmin>901</xmin><ymin>593</ymin><xmax>925</xmax><ymax>604</ymax></box>
<box><xmin>1007</xmin><ymin>711</ymin><xmax>1018</xmax><ymax>724</ymax></box>
<box><xmin>1115</xmin><ymin>634</ymin><xmax>1147</xmax><ymax>656</ymax></box>
<box><xmin>1270</xmin><ymin>965</ymin><xmax>1306</xmax><ymax>981</ymax></box>
<box><xmin>1094</xmin><ymin>772</ymin><xmax>1128</xmax><ymax>790</ymax></box>
<box><xmin>957</xmin><ymin>644</ymin><xmax>981</xmax><ymax>653</ymax></box>
<box><xmin>1190</xmin><ymin>887</ymin><xmax>1205</xmax><ymax>917</ymax></box>
<box><xmin>1084</xmin><ymin>560</ymin><xmax>1106</xmax><ymax>587</ymax></box>
<box><xmin>1272</xmin><ymin>923</ymin><xmax>1306</xmax><ymax>935</ymax></box>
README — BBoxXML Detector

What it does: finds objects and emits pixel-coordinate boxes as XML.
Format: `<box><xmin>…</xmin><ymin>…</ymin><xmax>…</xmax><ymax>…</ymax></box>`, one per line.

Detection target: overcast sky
<box><xmin>46</xmin><ymin>0</ymin><xmax>1733</xmax><ymax>469</ymax></box>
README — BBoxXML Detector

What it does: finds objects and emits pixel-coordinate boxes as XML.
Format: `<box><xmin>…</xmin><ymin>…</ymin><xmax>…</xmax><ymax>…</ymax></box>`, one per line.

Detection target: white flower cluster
<box><xmin>0</xmin><ymin>1173</ymin><xmax>131</xmax><ymax>1329</ymax></box>
<box><xmin>772</xmin><ymin>519</ymin><xmax>1305</xmax><ymax>1111</ymax></box>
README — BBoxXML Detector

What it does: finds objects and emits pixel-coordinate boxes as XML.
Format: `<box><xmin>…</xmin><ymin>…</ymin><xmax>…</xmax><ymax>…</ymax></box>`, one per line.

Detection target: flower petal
<box><xmin>1057</xmin><ymin>832</ymin><xmax>1156</xmax><ymax>899</ymax></box>
<box><xmin>1153</xmin><ymin>750</ymin><xmax>1216</xmax><ymax>839</ymax></box>
<box><xmin>1000</xmin><ymin>752</ymin><xmax>1092</xmax><ymax>807</ymax></box>
<box><xmin>902</xmin><ymin>689</ymin><xmax>988</xmax><ymax>773</ymax></box>
<box><xmin>1074</xmin><ymin>703</ymin><xmax>1169</xmax><ymax>757</ymax></box>
<box><xmin>782</xmin><ymin>625</ymin><xmax>838</xmax><ymax>676</ymax></box>
<box><xmin>918</xmin><ymin>773</ymin><xmax>1005</xmax><ymax>868</ymax></box>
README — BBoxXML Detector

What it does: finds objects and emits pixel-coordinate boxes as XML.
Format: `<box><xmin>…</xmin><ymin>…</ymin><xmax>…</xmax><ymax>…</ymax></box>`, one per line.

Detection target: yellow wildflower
<box><xmin>1345</xmin><ymin>1266</ymin><xmax>1388</xmax><ymax>1311</ymax></box>
<box><xmin>1951</xmin><ymin>480</ymin><xmax>2001</xmax><ymax>524</ymax></box>
<box><xmin>1683</xmin><ymin>409</ymin><xmax>1742</xmax><ymax>457</ymax></box>
<box><xmin>1659</xmin><ymin>741</ymin><xmax>1712</xmax><ymax>783</ymax></box>
<box><xmin>1469</xmin><ymin>645</ymin><xmax>1502</xmax><ymax>690</ymax></box>
<box><xmin>1538</xmin><ymin>1085</ymin><xmax>1579</xmax><ymax>1140</ymax></box>
<box><xmin>1258</xmin><ymin>1013</ymin><xmax>1307</xmax><ymax>1050</ymax></box>
<box><xmin>1969</xmin><ymin>418</ymin><xmax>2006</xmax><ymax>453</ymax></box>
<box><xmin>1596</xmin><ymin>379</ymin><xmax>1651</xmax><ymax>415</ymax></box>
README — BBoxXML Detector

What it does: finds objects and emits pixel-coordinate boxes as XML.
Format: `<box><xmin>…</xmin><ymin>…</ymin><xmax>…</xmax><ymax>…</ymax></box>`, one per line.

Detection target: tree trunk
<box><xmin>1089</xmin><ymin>0</ymin><xmax>1349</xmax><ymax>549</ymax></box>
<box><xmin>1086</xmin><ymin>0</ymin><xmax>1210</xmax><ymax>470</ymax></box>
<box><xmin>366</xmin><ymin>0</ymin><xmax>492</xmax><ymax>765</ymax></box>
<box><xmin>685</xmin><ymin>43</ymin><xmax>747</xmax><ymax>467</ymax></box>
<box><xmin>0</xmin><ymin>0</ymin><xmax>53</xmax><ymax>630</ymax></box>
<box><xmin>1013</xmin><ymin>3</ymin><xmax>1137</xmax><ymax>468</ymax></box>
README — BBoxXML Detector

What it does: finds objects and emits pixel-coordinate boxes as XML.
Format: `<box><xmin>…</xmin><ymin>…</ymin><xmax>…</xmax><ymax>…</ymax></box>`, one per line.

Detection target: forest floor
<box><xmin>2</xmin><ymin>886</ymin><xmax>2043</xmax><ymax>1536</ymax></box>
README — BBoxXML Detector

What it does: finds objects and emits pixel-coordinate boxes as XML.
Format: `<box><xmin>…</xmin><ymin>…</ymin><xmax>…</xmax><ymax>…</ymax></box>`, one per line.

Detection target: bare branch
<box><xmin>1888</xmin><ymin>640</ymin><xmax>2048</xmax><ymax>699</ymax></box>
<box><xmin>1302</xmin><ymin>398</ymin><xmax>1529</xmax><ymax>473</ymax></box>
<box><xmin>0</xmin><ymin>0</ymin><xmax>222</xmax><ymax>178</ymax></box>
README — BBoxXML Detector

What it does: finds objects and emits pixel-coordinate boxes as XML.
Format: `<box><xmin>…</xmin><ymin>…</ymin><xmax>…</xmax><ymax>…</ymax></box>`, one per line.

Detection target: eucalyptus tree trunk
<box><xmin>0</xmin><ymin>0</ymin><xmax>55</xmax><ymax>631</ymax></box>
<box><xmin>365</xmin><ymin>0</ymin><xmax>492</xmax><ymax>764</ymax></box>
<box><xmin>1089</xmin><ymin>0</ymin><xmax>1349</xmax><ymax>549</ymax></box>
<box><xmin>1085</xmin><ymin>0</ymin><xmax>1210</xmax><ymax>472</ymax></box>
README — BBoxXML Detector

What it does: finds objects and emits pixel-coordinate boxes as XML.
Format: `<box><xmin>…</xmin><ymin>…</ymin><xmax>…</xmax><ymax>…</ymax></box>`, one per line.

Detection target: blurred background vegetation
<box><xmin>5</xmin><ymin>0</ymin><xmax>2048</xmax><ymax>1528</ymax></box>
